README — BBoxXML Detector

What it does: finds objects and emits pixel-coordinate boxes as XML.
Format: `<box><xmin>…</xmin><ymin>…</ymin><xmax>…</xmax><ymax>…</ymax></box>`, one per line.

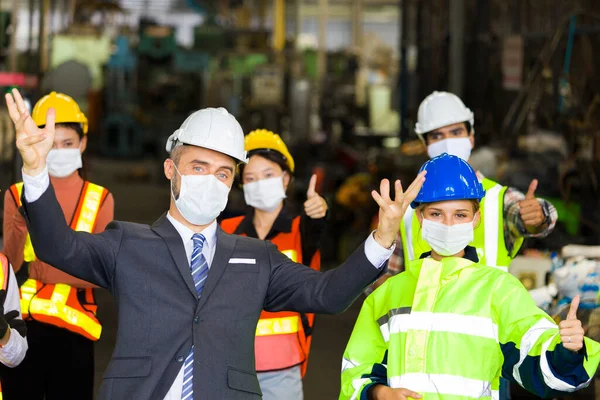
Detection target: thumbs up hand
<box><xmin>559</xmin><ymin>295</ymin><xmax>585</xmax><ymax>352</ymax></box>
<box><xmin>519</xmin><ymin>179</ymin><xmax>546</xmax><ymax>229</ymax></box>
<box><xmin>304</xmin><ymin>174</ymin><xmax>328</xmax><ymax>219</ymax></box>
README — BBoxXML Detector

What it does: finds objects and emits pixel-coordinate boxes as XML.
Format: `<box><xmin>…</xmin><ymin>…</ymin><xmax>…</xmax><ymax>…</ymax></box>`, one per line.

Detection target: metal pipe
<box><xmin>502</xmin><ymin>13</ymin><xmax>574</xmax><ymax>135</ymax></box>
<box><xmin>39</xmin><ymin>0</ymin><xmax>51</xmax><ymax>74</ymax></box>
<box><xmin>9</xmin><ymin>0</ymin><xmax>18</xmax><ymax>72</ymax></box>
<box><xmin>558</xmin><ymin>15</ymin><xmax>577</xmax><ymax>113</ymax></box>
<box><xmin>317</xmin><ymin>0</ymin><xmax>328</xmax><ymax>85</ymax></box>
<box><xmin>27</xmin><ymin>0</ymin><xmax>35</xmax><ymax>73</ymax></box>
<box><xmin>68</xmin><ymin>0</ymin><xmax>76</xmax><ymax>25</ymax></box>
<box><xmin>351</xmin><ymin>0</ymin><xmax>364</xmax><ymax>50</ymax></box>
<box><xmin>399</xmin><ymin>0</ymin><xmax>408</xmax><ymax>140</ymax></box>
<box><xmin>449</xmin><ymin>0</ymin><xmax>465</xmax><ymax>96</ymax></box>
<box><xmin>273</xmin><ymin>0</ymin><xmax>285</xmax><ymax>51</ymax></box>
<box><xmin>294</xmin><ymin>0</ymin><xmax>301</xmax><ymax>43</ymax></box>
<box><xmin>0</xmin><ymin>1</ymin><xmax>6</xmax><ymax>71</ymax></box>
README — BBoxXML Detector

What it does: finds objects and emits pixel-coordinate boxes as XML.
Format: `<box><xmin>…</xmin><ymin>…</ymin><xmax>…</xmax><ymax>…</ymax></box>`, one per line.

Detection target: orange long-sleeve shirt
<box><xmin>2</xmin><ymin>172</ymin><xmax>114</xmax><ymax>288</ymax></box>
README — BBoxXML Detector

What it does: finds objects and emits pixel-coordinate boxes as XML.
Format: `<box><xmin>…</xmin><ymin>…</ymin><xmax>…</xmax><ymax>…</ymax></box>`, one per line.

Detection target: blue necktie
<box><xmin>181</xmin><ymin>233</ymin><xmax>209</xmax><ymax>400</ymax></box>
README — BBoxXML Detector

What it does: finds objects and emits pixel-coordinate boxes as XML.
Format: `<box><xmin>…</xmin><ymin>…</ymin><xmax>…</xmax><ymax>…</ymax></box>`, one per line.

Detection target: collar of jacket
<box><xmin>409</xmin><ymin>246</ymin><xmax>480</xmax><ymax>279</ymax></box>
<box><xmin>234</xmin><ymin>203</ymin><xmax>296</xmax><ymax>239</ymax></box>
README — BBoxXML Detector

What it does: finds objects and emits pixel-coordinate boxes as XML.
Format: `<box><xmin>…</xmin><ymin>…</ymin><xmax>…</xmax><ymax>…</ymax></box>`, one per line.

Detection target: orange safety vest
<box><xmin>0</xmin><ymin>252</ymin><xmax>8</xmax><ymax>399</ymax></box>
<box><xmin>9</xmin><ymin>181</ymin><xmax>108</xmax><ymax>342</ymax></box>
<box><xmin>221</xmin><ymin>215</ymin><xmax>320</xmax><ymax>376</ymax></box>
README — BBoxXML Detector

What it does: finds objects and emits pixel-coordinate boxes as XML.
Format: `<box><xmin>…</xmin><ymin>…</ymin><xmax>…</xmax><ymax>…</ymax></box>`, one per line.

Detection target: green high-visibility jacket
<box><xmin>340</xmin><ymin>252</ymin><xmax>600</xmax><ymax>400</ymax></box>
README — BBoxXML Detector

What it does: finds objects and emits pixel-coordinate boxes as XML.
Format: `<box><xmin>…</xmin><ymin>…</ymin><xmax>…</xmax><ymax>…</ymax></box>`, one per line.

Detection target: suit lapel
<box><xmin>197</xmin><ymin>226</ymin><xmax>237</xmax><ymax>311</ymax></box>
<box><xmin>151</xmin><ymin>214</ymin><xmax>197</xmax><ymax>299</ymax></box>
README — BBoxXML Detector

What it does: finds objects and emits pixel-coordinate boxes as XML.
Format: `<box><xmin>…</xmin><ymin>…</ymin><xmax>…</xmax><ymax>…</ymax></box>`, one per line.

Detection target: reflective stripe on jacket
<box><xmin>10</xmin><ymin>181</ymin><xmax>107</xmax><ymax>341</ymax></box>
<box><xmin>340</xmin><ymin>256</ymin><xmax>600</xmax><ymax>400</ymax></box>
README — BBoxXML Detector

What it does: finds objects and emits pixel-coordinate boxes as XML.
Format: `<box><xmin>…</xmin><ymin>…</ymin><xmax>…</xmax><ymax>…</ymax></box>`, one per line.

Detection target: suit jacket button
<box><xmin>194</xmin><ymin>316</ymin><xmax>200</xmax><ymax>324</ymax></box>
<box><xmin>176</xmin><ymin>356</ymin><xmax>184</xmax><ymax>362</ymax></box>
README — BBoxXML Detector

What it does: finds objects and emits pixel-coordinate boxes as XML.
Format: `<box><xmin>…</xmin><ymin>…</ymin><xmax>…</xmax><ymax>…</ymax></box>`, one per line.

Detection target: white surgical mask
<box><xmin>427</xmin><ymin>137</ymin><xmax>472</xmax><ymax>161</ymax></box>
<box><xmin>172</xmin><ymin>165</ymin><xmax>230</xmax><ymax>226</ymax></box>
<box><xmin>421</xmin><ymin>218</ymin><xmax>474</xmax><ymax>256</ymax></box>
<box><xmin>243</xmin><ymin>176</ymin><xmax>287</xmax><ymax>212</ymax></box>
<box><xmin>46</xmin><ymin>148</ymin><xmax>82</xmax><ymax>178</ymax></box>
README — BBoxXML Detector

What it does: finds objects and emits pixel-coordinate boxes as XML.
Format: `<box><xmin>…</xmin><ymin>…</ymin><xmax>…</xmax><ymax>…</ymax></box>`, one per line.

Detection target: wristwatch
<box><xmin>538</xmin><ymin>203</ymin><xmax>551</xmax><ymax>228</ymax></box>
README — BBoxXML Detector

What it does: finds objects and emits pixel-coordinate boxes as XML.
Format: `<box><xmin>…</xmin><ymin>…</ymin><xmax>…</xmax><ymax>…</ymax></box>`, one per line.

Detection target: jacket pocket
<box><xmin>226</xmin><ymin>263</ymin><xmax>259</xmax><ymax>273</ymax></box>
<box><xmin>227</xmin><ymin>367</ymin><xmax>262</xmax><ymax>395</ymax></box>
<box><xmin>103</xmin><ymin>356</ymin><xmax>152</xmax><ymax>378</ymax></box>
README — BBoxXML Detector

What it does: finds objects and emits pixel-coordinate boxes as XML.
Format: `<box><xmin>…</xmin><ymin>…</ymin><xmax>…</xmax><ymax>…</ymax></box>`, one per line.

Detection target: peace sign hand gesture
<box><xmin>5</xmin><ymin>88</ymin><xmax>54</xmax><ymax>176</ymax></box>
<box><xmin>372</xmin><ymin>171</ymin><xmax>426</xmax><ymax>248</ymax></box>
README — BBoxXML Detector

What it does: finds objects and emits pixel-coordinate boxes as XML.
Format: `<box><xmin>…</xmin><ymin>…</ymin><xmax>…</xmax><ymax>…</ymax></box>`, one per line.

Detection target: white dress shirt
<box><xmin>22</xmin><ymin>167</ymin><xmax>394</xmax><ymax>398</ymax></box>
<box><xmin>0</xmin><ymin>264</ymin><xmax>28</xmax><ymax>367</ymax></box>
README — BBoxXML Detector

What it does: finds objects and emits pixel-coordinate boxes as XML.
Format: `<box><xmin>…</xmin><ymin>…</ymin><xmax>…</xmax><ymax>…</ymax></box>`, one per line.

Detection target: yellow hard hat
<box><xmin>245</xmin><ymin>129</ymin><xmax>295</xmax><ymax>172</ymax></box>
<box><xmin>32</xmin><ymin>92</ymin><xmax>88</xmax><ymax>134</ymax></box>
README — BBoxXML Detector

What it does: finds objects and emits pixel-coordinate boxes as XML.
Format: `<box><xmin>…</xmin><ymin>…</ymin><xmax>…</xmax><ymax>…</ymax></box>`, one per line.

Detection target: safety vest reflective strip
<box><xmin>11</xmin><ymin>181</ymin><xmax>108</xmax><ymax>259</ymax></box>
<box><xmin>255</xmin><ymin>250</ymin><xmax>300</xmax><ymax>337</ymax></box>
<box><xmin>0</xmin><ymin>253</ymin><xmax>8</xmax><ymax>291</ymax></box>
<box><xmin>256</xmin><ymin>316</ymin><xmax>299</xmax><ymax>336</ymax></box>
<box><xmin>20</xmin><ymin>279</ymin><xmax>102</xmax><ymax>341</ymax></box>
<box><xmin>73</xmin><ymin>183</ymin><xmax>106</xmax><ymax>232</ymax></box>
<box><xmin>400</xmin><ymin>178</ymin><xmax>521</xmax><ymax>270</ymax></box>
<box><xmin>10</xmin><ymin>183</ymin><xmax>36</xmax><ymax>262</ymax></box>
<box><xmin>11</xmin><ymin>181</ymin><xmax>107</xmax><ymax>341</ymax></box>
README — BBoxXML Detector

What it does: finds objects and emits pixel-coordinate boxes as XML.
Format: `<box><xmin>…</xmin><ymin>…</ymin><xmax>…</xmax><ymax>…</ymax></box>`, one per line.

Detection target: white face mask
<box><xmin>243</xmin><ymin>176</ymin><xmax>287</xmax><ymax>212</ymax></box>
<box><xmin>46</xmin><ymin>148</ymin><xmax>82</xmax><ymax>178</ymax></box>
<box><xmin>171</xmin><ymin>165</ymin><xmax>230</xmax><ymax>226</ymax></box>
<box><xmin>427</xmin><ymin>137</ymin><xmax>472</xmax><ymax>161</ymax></box>
<box><xmin>421</xmin><ymin>218</ymin><xmax>475</xmax><ymax>257</ymax></box>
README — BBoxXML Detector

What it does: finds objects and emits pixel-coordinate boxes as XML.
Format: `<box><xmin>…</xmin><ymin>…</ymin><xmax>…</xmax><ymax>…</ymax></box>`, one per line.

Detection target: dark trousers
<box><xmin>0</xmin><ymin>320</ymin><xmax>95</xmax><ymax>400</ymax></box>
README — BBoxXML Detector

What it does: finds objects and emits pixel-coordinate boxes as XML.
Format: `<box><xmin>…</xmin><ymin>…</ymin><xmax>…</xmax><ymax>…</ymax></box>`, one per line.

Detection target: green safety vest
<box><xmin>340</xmin><ymin>257</ymin><xmax>600</xmax><ymax>400</ymax></box>
<box><xmin>400</xmin><ymin>178</ymin><xmax>523</xmax><ymax>271</ymax></box>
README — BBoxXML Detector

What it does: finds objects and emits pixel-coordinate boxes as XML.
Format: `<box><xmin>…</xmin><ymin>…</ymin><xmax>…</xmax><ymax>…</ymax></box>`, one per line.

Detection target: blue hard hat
<box><xmin>411</xmin><ymin>153</ymin><xmax>485</xmax><ymax>208</ymax></box>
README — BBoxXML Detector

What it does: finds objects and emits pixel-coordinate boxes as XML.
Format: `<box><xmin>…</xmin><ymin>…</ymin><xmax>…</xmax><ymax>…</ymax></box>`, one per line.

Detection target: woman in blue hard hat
<box><xmin>340</xmin><ymin>153</ymin><xmax>600</xmax><ymax>400</ymax></box>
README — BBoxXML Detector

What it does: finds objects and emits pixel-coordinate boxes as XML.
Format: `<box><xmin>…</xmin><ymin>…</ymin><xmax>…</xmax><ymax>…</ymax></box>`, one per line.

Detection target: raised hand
<box><xmin>559</xmin><ymin>295</ymin><xmax>584</xmax><ymax>352</ymax></box>
<box><xmin>5</xmin><ymin>88</ymin><xmax>55</xmax><ymax>176</ymax></box>
<box><xmin>372</xmin><ymin>171</ymin><xmax>426</xmax><ymax>248</ymax></box>
<box><xmin>303</xmin><ymin>174</ymin><xmax>328</xmax><ymax>219</ymax></box>
<box><xmin>519</xmin><ymin>179</ymin><xmax>545</xmax><ymax>229</ymax></box>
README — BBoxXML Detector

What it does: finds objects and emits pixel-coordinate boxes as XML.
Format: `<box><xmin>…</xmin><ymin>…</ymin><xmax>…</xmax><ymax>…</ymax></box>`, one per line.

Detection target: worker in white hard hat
<box><xmin>372</xmin><ymin>91</ymin><xmax>557</xmax><ymax>284</ymax></box>
<box><xmin>6</xmin><ymin>87</ymin><xmax>427</xmax><ymax>399</ymax></box>
<box><xmin>377</xmin><ymin>91</ymin><xmax>557</xmax><ymax>275</ymax></box>
<box><xmin>403</xmin><ymin>91</ymin><xmax>557</xmax><ymax>268</ymax></box>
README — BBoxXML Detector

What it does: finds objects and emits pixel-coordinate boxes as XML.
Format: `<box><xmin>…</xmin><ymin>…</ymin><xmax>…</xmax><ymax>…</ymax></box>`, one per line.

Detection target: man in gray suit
<box><xmin>5</xmin><ymin>89</ymin><xmax>426</xmax><ymax>400</ymax></box>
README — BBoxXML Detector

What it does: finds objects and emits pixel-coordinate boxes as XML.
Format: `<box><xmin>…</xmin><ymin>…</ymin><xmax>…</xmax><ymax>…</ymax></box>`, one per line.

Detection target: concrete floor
<box><xmin>87</xmin><ymin>157</ymin><xmax>362</xmax><ymax>399</ymax></box>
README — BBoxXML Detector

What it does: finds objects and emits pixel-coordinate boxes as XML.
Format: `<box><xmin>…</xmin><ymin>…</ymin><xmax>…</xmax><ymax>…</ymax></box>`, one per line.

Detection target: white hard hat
<box><xmin>166</xmin><ymin>107</ymin><xmax>247</xmax><ymax>163</ymax></box>
<box><xmin>414</xmin><ymin>91</ymin><xmax>474</xmax><ymax>142</ymax></box>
